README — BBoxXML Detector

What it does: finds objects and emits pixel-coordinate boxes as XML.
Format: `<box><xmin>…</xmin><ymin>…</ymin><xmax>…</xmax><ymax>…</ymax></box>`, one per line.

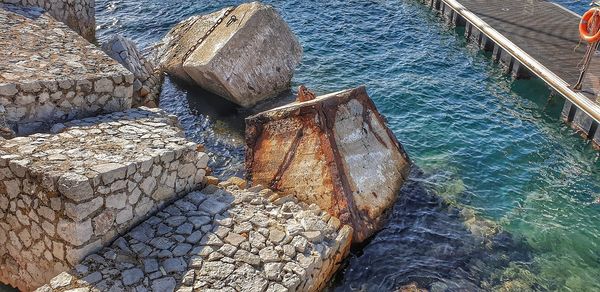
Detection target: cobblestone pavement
<box><xmin>38</xmin><ymin>180</ymin><xmax>352</xmax><ymax>292</ymax></box>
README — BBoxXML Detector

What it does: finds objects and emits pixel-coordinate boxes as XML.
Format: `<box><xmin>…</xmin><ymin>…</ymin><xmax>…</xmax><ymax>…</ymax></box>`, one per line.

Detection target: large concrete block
<box><xmin>245</xmin><ymin>86</ymin><xmax>411</xmax><ymax>243</ymax></box>
<box><xmin>156</xmin><ymin>2</ymin><xmax>302</xmax><ymax>108</ymax></box>
<box><xmin>0</xmin><ymin>0</ymin><xmax>95</xmax><ymax>42</ymax></box>
<box><xmin>0</xmin><ymin>108</ymin><xmax>208</xmax><ymax>291</ymax></box>
<box><xmin>0</xmin><ymin>4</ymin><xmax>132</xmax><ymax>137</ymax></box>
<box><xmin>37</xmin><ymin>183</ymin><xmax>351</xmax><ymax>292</ymax></box>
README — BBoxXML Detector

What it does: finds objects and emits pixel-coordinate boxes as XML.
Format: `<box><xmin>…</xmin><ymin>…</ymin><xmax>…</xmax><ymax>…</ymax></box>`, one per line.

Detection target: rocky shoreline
<box><xmin>0</xmin><ymin>0</ymin><xmax>95</xmax><ymax>42</ymax></box>
<box><xmin>0</xmin><ymin>108</ymin><xmax>208</xmax><ymax>290</ymax></box>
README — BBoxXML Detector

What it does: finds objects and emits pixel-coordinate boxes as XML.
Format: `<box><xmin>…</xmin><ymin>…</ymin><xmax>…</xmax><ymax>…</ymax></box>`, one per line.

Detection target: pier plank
<box><xmin>445</xmin><ymin>0</ymin><xmax>600</xmax><ymax>101</ymax></box>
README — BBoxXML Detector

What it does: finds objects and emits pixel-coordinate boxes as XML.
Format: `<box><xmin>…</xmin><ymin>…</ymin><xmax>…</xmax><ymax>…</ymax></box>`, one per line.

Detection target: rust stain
<box><xmin>358</xmin><ymin>87</ymin><xmax>411</xmax><ymax>164</ymax></box>
<box><xmin>269</xmin><ymin>128</ymin><xmax>303</xmax><ymax>189</ymax></box>
<box><xmin>244</xmin><ymin>116</ymin><xmax>264</xmax><ymax>182</ymax></box>
<box><xmin>245</xmin><ymin>86</ymin><xmax>411</xmax><ymax>243</ymax></box>
<box><xmin>296</xmin><ymin>85</ymin><xmax>316</xmax><ymax>102</ymax></box>
<box><xmin>362</xmin><ymin>105</ymin><xmax>388</xmax><ymax>149</ymax></box>
<box><xmin>320</xmin><ymin>103</ymin><xmax>368</xmax><ymax>236</ymax></box>
<box><xmin>315</xmin><ymin>105</ymin><xmax>354</xmax><ymax>225</ymax></box>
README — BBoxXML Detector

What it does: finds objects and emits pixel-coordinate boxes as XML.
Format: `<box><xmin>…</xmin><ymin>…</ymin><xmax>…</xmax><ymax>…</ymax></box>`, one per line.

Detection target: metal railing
<box><xmin>442</xmin><ymin>0</ymin><xmax>600</xmax><ymax>123</ymax></box>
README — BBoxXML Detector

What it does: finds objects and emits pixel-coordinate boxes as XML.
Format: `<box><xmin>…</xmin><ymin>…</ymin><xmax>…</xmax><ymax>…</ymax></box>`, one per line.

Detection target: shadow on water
<box><xmin>158</xmin><ymin>76</ymin><xmax>296</xmax><ymax>178</ymax></box>
<box><xmin>330</xmin><ymin>167</ymin><xmax>538</xmax><ymax>291</ymax></box>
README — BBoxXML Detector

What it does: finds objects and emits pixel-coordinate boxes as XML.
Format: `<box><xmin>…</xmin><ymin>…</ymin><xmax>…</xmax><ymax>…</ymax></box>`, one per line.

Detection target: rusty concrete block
<box><xmin>245</xmin><ymin>86</ymin><xmax>411</xmax><ymax>243</ymax></box>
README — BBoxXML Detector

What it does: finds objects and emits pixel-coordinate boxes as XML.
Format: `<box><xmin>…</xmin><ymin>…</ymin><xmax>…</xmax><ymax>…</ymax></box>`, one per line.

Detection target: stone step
<box><xmin>0</xmin><ymin>4</ymin><xmax>133</xmax><ymax>137</ymax></box>
<box><xmin>0</xmin><ymin>107</ymin><xmax>209</xmax><ymax>291</ymax></box>
<box><xmin>36</xmin><ymin>181</ymin><xmax>352</xmax><ymax>292</ymax></box>
<box><xmin>0</xmin><ymin>0</ymin><xmax>96</xmax><ymax>42</ymax></box>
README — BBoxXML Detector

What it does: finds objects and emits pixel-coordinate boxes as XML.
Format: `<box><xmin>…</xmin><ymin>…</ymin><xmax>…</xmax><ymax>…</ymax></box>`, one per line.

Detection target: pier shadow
<box><xmin>330</xmin><ymin>167</ymin><xmax>538</xmax><ymax>291</ymax></box>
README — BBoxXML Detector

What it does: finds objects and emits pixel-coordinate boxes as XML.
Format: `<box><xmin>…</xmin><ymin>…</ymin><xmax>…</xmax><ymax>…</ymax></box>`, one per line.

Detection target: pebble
<box><xmin>162</xmin><ymin>258</ymin><xmax>186</xmax><ymax>273</ymax></box>
<box><xmin>172</xmin><ymin>243</ymin><xmax>192</xmax><ymax>257</ymax></box>
<box><xmin>121</xmin><ymin>268</ymin><xmax>143</xmax><ymax>286</ymax></box>
<box><xmin>151</xmin><ymin>277</ymin><xmax>176</xmax><ymax>292</ymax></box>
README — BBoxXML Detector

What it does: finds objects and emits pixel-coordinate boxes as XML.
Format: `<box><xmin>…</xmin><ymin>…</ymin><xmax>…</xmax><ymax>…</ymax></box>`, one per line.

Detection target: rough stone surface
<box><xmin>246</xmin><ymin>86</ymin><xmax>411</xmax><ymax>243</ymax></box>
<box><xmin>37</xmin><ymin>183</ymin><xmax>352</xmax><ymax>292</ymax></box>
<box><xmin>156</xmin><ymin>2</ymin><xmax>302</xmax><ymax>108</ymax></box>
<box><xmin>0</xmin><ymin>4</ymin><xmax>132</xmax><ymax>137</ymax></box>
<box><xmin>102</xmin><ymin>35</ymin><xmax>163</xmax><ymax>108</ymax></box>
<box><xmin>0</xmin><ymin>0</ymin><xmax>95</xmax><ymax>41</ymax></box>
<box><xmin>0</xmin><ymin>108</ymin><xmax>208</xmax><ymax>291</ymax></box>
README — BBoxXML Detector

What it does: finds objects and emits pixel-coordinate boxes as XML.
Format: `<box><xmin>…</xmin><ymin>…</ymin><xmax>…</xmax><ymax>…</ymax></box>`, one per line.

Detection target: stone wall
<box><xmin>0</xmin><ymin>75</ymin><xmax>134</xmax><ymax>136</ymax></box>
<box><xmin>102</xmin><ymin>35</ymin><xmax>164</xmax><ymax>108</ymax></box>
<box><xmin>0</xmin><ymin>108</ymin><xmax>208</xmax><ymax>291</ymax></box>
<box><xmin>0</xmin><ymin>4</ymin><xmax>133</xmax><ymax>137</ymax></box>
<box><xmin>37</xmin><ymin>180</ymin><xmax>352</xmax><ymax>292</ymax></box>
<box><xmin>0</xmin><ymin>0</ymin><xmax>95</xmax><ymax>42</ymax></box>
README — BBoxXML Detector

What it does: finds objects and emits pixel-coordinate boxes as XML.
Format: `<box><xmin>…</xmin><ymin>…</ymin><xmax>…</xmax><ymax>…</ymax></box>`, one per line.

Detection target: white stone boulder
<box><xmin>102</xmin><ymin>35</ymin><xmax>163</xmax><ymax>108</ymax></box>
<box><xmin>156</xmin><ymin>2</ymin><xmax>303</xmax><ymax>108</ymax></box>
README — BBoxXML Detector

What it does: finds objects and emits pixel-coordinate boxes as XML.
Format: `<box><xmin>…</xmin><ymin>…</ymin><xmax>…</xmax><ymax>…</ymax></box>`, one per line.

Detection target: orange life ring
<box><xmin>580</xmin><ymin>8</ymin><xmax>600</xmax><ymax>43</ymax></box>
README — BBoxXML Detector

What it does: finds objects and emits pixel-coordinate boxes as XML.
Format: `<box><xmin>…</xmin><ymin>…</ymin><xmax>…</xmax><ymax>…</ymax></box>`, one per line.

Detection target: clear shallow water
<box><xmin>96</xmin><ymin>0</ymin><xmax>600</xmax><ymax>291</ymax></box>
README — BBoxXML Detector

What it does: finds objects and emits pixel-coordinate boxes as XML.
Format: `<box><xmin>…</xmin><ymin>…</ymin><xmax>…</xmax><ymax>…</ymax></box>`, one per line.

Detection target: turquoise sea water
<box><xmin>96</xmin><ymin>0</ymin><xmax>600</xmax><ymax>291</ymax></box>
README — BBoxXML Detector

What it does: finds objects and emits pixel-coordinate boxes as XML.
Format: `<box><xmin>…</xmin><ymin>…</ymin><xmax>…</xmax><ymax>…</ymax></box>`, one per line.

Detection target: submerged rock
<box><xmin>397</xmin><ymin>283</ymin><xmax>428</xmax><ymax>292</ymax></box>
<box><xmin>332</xmin><ymin>168</ymin><xmax>536</xmax><ymax>291</ymax></box>
<box><xmin>102</xmin><ymin>35</ymin><xmax>163</xmax><ymax>108</ymax></box>
<box><xmin>156</xmin><ymin>2</ymin><xmax>302</xmax><ymax>108</ymax></box>
<box><xmin>245</xmin><ymin>86</ymin><xmax>411</xmax><ymax>243</ymax></box>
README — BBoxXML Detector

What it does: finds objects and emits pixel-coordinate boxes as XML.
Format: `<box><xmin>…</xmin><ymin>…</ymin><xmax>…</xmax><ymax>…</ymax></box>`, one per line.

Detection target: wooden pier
<box><xmin>422</xmin><ymin>0</ymin><xmax>600</xmax><ymax>146</ymax></box>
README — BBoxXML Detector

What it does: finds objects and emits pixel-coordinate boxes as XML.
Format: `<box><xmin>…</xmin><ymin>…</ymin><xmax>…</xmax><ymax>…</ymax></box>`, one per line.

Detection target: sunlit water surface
<box><xmin>94</xmin><ymin>0</ymin><xmax>600</xmax><ymax>291</ymax></box>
